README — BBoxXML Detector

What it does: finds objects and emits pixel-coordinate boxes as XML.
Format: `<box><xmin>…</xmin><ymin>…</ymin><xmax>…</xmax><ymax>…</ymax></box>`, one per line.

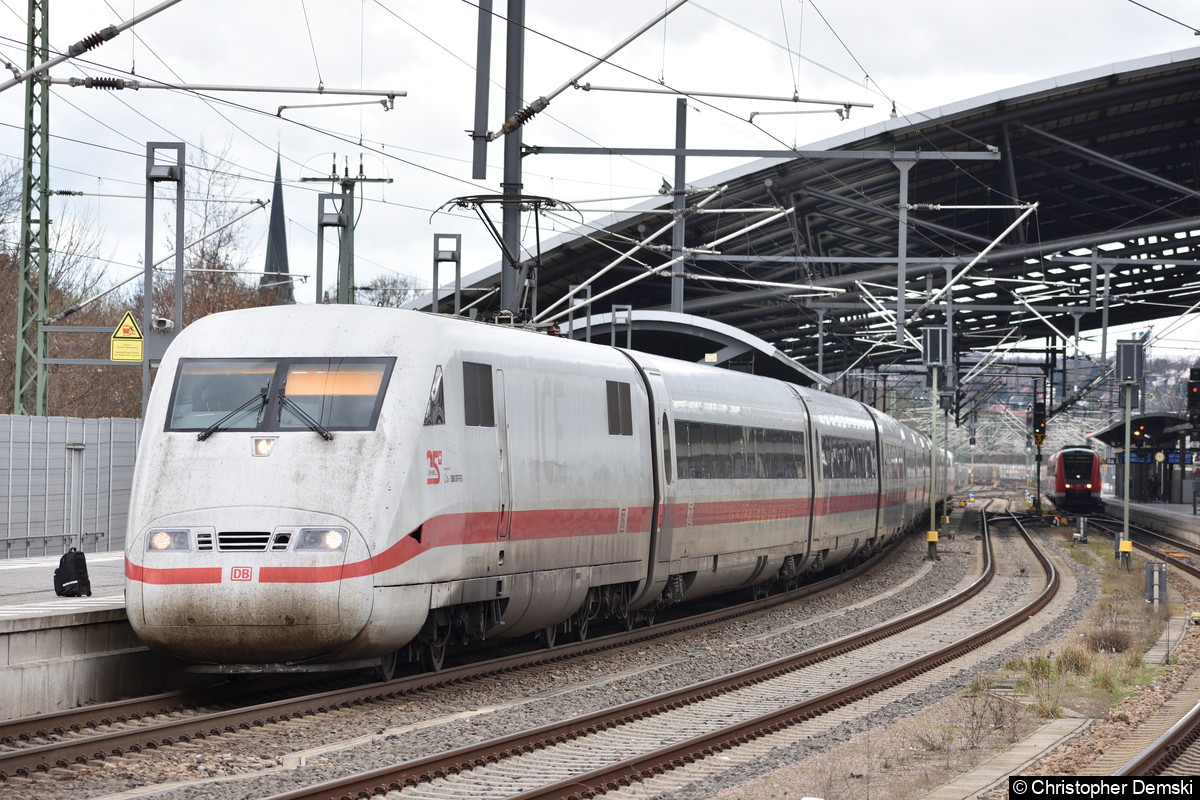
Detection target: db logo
<box><xmin>230</xmin><ymin>566</ymin><xmax>253</xmax><ymax>581</ymax></box>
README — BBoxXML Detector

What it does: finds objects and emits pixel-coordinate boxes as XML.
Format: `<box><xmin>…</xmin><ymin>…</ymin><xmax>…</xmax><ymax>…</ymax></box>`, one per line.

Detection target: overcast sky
<box><xmin>1</xmin><ymin>0</ymin><xmax>1198</xmax><ymax>344</ymax></box>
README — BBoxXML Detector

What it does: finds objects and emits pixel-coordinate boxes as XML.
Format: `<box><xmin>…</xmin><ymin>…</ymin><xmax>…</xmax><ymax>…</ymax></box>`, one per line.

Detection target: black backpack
<box><xmin>53</xmin><ymin>549</ymin><xmax>91</xmax><ymax>597</ymax></box>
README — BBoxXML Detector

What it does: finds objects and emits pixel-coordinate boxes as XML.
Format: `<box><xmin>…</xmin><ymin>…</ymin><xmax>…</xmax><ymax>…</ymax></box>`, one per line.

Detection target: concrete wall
<box><xmin>0</xmin><ymin>610</ymin><xmax>205</xmax><ymax>720</ymax></box>
<box><xmin>0</xmin><ymin>415</ymin><xmax>141</xmax><ymax>559</ymax></box>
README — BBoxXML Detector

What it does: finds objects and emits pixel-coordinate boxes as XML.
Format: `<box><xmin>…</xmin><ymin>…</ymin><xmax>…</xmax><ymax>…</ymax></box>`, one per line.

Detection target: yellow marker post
<box><xmin>1119</xmin><ymin>538</ymin><xmax>1133</xmax><ymax>571</ymax></box>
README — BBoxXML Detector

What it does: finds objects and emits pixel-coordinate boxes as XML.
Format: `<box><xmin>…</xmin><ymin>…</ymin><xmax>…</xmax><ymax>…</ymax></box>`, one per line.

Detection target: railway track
<box><xmin>1011</xmin><ymin>507</ymin><xmax>1200</xmax><ymax>781</ymax></box>
<box><xmin>1083</xmin><ymin>516</ymin><xmax>1200</xmax><ymax>582</ymax></box>
<box><xmin>0</xmin><ymin>540</ymin><xmax>907</xmax><ymax>782</ymax></box>
<box><xmin>253</xmin><ymin>504</ymin><xmax>1060</xmax><ymax>800</ymax></box>
<box><xmin>1060</xmin><ymin>512</ymin><xmax>1200</xmax><ymax>778</ymax></box>
<box><xmin>1115</xmin><ymin>686</ymin><xmax>1200</xmax><ymax>777</ymax></box>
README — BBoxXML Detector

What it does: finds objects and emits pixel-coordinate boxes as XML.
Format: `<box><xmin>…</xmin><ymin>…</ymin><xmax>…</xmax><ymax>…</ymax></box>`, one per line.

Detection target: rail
<box><xmin>264</xmin><ymin>509</ymin><xmax>1062</xmax><ymax>800</ymax></box>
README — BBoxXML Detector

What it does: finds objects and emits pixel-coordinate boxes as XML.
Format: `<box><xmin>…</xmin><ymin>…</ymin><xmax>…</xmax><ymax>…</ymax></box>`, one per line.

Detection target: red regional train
<box><xmin>1047</xmin><ymin>447</ymin><xmax>1102</xmax><ymax>511</ymax></box>
<box><xmin>124</xmin><ymin>306</ymin><xmax>950</xmax><ymax>678</ymax></box>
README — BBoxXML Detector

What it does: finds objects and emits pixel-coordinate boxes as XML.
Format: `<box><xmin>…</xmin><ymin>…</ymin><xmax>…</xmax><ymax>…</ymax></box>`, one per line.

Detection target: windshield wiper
<box><xmin>196</xmin><ymin>388</ymin><xmax>268</xmax><ymax>441</ymax></box>
<box><xmin>276</xmin><ymin>389</ymin><xmax>334</xmax><ymax>440</ymax></box>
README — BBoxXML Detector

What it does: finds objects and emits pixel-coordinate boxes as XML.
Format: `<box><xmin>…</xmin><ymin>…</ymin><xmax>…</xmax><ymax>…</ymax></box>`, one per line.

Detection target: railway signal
<box><xmin>1187</xmin><ymin>366</ymin><xmax>1200</xmax><ymax>426</ymax></box>
<box><xmin>1032</xmin><ymin>401</ymin><xmax>1046</xmax><ymax>438</ymax></box>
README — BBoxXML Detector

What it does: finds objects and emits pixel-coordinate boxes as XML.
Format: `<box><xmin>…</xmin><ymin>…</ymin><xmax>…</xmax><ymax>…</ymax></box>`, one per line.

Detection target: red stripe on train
<box><xmin>129</xmin><ymin>491</ymin><xmax>913</xmax><ymax>586</ymax></box>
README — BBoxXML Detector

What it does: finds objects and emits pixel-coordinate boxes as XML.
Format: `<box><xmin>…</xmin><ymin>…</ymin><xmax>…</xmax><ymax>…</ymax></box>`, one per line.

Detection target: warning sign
<box><xmin>110</xmin><ymin>312</ymin><xmax>144</xmax><ymax>362</ymax></box>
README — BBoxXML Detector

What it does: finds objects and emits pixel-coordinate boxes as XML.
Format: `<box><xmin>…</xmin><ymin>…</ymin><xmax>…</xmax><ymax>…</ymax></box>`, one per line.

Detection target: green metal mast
<box><xmin>14</xmin><ymin>0</ymin><xmax>50</xmax><ymax>415</ymax></box>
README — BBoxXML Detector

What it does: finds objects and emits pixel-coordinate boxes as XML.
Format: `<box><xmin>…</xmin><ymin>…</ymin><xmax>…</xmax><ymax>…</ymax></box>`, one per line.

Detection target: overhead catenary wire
<box><xmin>489</xmin><ymin>0</ymin><xmax>693</xmax><ymax>139</ymax></box>
<box><xmin>532</xmin><ymin>185</ymin><xmax>727</xmax><ymax>324</ymax></box>
<box><xmin>542</xmin><ymin>203</ymin><xmax>795</xmax><ymax>325</ymax></box>
<box><xmin>51</xmin><ymin>76</ymin><xmax>404</xmax><ymax>99</ymax></box>
<box><xmin>50</xmin><ymin>198</ymin><xmax>269</xmax><ymax>322</ymax></box>
<box><xmin>908</xmin><ymin>203</ymin><xmax>1040</xmax><ymax>323</ymax></box>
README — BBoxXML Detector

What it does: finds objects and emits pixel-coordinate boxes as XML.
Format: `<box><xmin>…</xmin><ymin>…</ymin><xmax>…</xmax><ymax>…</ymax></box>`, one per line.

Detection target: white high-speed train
<box><xmin>124</xmin><ymin>305</ymin><xmax>946</xmax><ymax>675</ymax></box>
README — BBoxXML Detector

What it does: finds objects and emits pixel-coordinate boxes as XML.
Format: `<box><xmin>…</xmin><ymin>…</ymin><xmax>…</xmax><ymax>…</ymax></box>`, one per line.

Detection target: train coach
<box><xmin>1047</xmin><ymin>447</ymin><xmax>1102</xmax><ymax>511</ymax></box>
<box><xmin>125</xmin><ymin>305</ymin><xmax>947</xmax><ymax>676</ymax></box>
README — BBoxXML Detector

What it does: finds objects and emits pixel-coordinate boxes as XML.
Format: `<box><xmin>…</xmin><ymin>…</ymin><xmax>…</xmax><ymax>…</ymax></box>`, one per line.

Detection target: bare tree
<box><xmin>0</xmin><ymin>159</ymin><xmax>23</xmax><ymax>413</ymax></box>
<box><xmin>150</xmin><ymin>140</ymin><xmax>265</xmax><ymax>324</ymax></box>
<box><xmin>356</xmin><ymin>273</ymin><xmax>423</xmax><ymax>308</ymax></box>
<box><xmin>0</xmin><ymin>158</ymin><xmax>140</xmax><ymax>417</ymax></box>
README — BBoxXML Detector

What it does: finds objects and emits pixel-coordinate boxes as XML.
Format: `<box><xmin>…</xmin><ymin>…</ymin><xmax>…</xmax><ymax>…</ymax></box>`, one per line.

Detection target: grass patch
<box><xmin>997</xmin><ymin>535</ymin><xmax>1175</xmax><ymax>719</ymax></box>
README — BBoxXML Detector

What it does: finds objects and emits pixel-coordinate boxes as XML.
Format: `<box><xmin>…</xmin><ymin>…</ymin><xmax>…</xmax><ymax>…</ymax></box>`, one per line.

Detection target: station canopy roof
<box><xmin>1092</xmin><ymin>414</ymin><xmax>1191</xmax><ymax>450</ymax></box>
<box><xmin>424</xmin><ymin>47</ymin><xmax>1200</xmax><ymax>400</ymax></box>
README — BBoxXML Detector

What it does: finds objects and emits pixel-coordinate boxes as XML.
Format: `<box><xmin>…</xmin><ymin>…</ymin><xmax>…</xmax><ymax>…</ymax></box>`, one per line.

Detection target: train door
<box><xmin>864</xmin><ymin>406</ymin><xmax>885</xmax><ymax>545</ymax></box>
<box><xmin>623</xmin><ymin>362</ymin><xmax>674</xmax><ymax>611</ymax></box>
<box><xmin>790</xmin><ymin>387</ymin><xmax>818</xmax><ymax>569</ymax></box>
<box><xmin>495</xmin><ymin>368</ymin><xmax>512</xmax><ymax>540</ymax></box>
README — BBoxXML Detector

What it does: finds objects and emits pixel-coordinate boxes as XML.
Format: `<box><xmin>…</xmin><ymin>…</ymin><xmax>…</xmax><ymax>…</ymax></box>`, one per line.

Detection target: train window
<box><xmin>688</xmin><ymin>421</ymin><xmax>703</xmax><ymax>478</ymax></box>
<box><xmin>279</xmin><ymin>358</ymin><xmax>392</xmax><ymax>431</ymax></box>
<box><xmin>423</xmin><ymin>366</ymin><xmax>445</xmax><ymax>426</ymax></box>
<box><xmin>715</xmin><ymin>425</ymin><xmax>733</xmax><ymax>478</ymax></box>
<box><xmin>767</xmin><ymin>430</ymin><xmax>784</xmax><ymax>478</ymax></box>
<box><xmin>732</xmin><ymin>427</ymin><xmax>748</xmax><ymax>478</ymax></box>
<box><xmin>166</xmin><ymin>357</ymin><xmax>394</xmax><ymax>434</ymax></box>
<box><xmin>606</xmin><ymin>381</ymin><xmax>633</xmax><ymax>436</ymax></box>
<box><xmin>670</xmin><ymin>419</ymin><xmax>807</xmax><ymax>481</ymax></box>
<box><xmin>167</xmin><ymin>360</ymin><xmax>275</xmax><ymax>431</ymax></box>
<box><xmin>790</xmin><ymin>431</ymin><xmax>807</xmax><ymax>479</ymax></box>
<box><xmin>463</xmin><ymin>362</ymin><xmax>495</xmax><ymax>427</ymax></box>
<box><xmin>820</xmin><ymin>435</ymin><xmax>878</xmax><ymax>480</ymax></box>
<box><xmin>674</xmin><ymin>420</ymin><xmax>689</xmax><ymax>478</ymax></box>
<box><xmin>661</xmin><ymin>414</ymin><xmax>673</xmax><ymax>484</ymax></box>
<box><xmin>752</xmin><ymin>428</ymin><xmax>767</xmax><ymax>478</ymax></box>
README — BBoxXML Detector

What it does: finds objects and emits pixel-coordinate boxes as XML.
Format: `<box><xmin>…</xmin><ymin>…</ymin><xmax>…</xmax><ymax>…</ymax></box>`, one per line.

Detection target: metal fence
<box><xmin>0</xmin><ymin>415</ymin><xmax>141</xmax><ymax>559</ymax></box>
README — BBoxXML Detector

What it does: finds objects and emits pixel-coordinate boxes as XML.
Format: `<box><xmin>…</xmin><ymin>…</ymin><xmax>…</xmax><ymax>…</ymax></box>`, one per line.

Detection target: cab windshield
<box><xmin>167</xmin><ymin>357</ymin><xmax>394</xmax><ymax>433</ymax></box>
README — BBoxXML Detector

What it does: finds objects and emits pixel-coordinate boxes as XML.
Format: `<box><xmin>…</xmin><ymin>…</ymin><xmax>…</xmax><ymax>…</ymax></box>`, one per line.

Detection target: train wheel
<box><xmin>422</xmin><ymin>639</ymin><xmax>447</xmax><ymax>672</ymax></box>
<box><xmin>538</xmin><ymin>624</ymin><xmax>558</xmax><ymax>649</ymax></box>
<box><xmin>571</xmin><ymin>608</ymin><xmax>589</xmax><ymax>642</ymax></box>
<box><xmin>375</xmin><ymin>650</ymin><xmax>399</xmax><ymax>682</ymax></box>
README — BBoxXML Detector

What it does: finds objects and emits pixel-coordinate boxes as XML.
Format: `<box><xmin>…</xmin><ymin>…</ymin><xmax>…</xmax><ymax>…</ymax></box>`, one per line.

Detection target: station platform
<box><xmin>1099</xmin><ymin>497</ymin><xmax>1200</xmax><ymax>548</ymax></box>
<box><xmin>0</xmin><ymin>551</ymin><xmax>126</xmax><ymax>616</ymax></box>
<box><xmin>0</xmin><ymin>552</ymin><xmax>203</xmax><ymax>722</ymax></box>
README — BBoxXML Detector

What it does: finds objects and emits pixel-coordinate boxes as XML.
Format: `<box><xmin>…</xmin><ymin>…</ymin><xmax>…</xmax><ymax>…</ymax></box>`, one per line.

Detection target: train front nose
<box><xmin>126</xmin><ymin>516</ymin><xmax>373</xmax><ymax>664</ymax></box>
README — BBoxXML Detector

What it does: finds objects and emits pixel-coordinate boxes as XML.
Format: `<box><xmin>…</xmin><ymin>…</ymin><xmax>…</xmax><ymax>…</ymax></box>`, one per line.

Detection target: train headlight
<box><xmin>1086</xmin><ymin>483</ymin><xmax>1094</xmax><ymax>489</ymax></box>
<box><xmin>295</xmin><ymin>527</ymin><xmax>347</xmax><ymax>551</ymax></box>
<box><xmin>147</xmin><ymin>529</ymin><xmax>191</xmax><ymax>552</ymax></box>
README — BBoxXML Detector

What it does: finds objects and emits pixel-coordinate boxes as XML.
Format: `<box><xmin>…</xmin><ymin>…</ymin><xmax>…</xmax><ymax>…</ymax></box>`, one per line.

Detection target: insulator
<box><xmin>68</xmin><ymin>25</ymin><xmax>117</xmax><ymax>57</ymax></box>
<box><xmin>85</xmin><ymin>77</ymin><xmax>125</xmax><ymax>91</ymax></box>
<box><xmin>513</xmin><ymin>105</ymin><xmax>539</xmax><ymax>126</ymax></box>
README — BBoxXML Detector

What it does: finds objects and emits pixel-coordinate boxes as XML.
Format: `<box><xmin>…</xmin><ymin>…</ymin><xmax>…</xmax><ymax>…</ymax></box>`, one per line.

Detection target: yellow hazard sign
<box><xmin>110</xmin><ymin>311</ymin><xmax>144</xmax><ymax>362</ymax></box>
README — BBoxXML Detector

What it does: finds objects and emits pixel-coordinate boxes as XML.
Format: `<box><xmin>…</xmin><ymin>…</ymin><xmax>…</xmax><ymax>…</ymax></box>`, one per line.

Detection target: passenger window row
<box><xmin>819</xmin><ymin>435</ymin><xmax>879</xmax><ymax>480</ymax></box>
<box><xmin>674</xmin><ymin>420</ymin><xmax>807</xmax><ymax>480</ymax></box>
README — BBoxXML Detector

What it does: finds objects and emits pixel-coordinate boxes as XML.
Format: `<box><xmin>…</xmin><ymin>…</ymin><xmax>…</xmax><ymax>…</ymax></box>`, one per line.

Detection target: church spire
<box><xmin>261</xmin><ymin>152</ymin><xmax>294</xmax><ymax>304</ymax></box>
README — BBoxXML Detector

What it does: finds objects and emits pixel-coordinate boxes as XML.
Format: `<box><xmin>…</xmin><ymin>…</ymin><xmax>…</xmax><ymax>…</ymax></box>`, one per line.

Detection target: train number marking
<box><xmin>231</xmin><ymin>566</ymin><xmax>253</xmax><ymax>581</ymax></box>
<box><xmin>426</xmin><ymin>450</ymin><xmax>443</xmax><ymax>485</ymax></box>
